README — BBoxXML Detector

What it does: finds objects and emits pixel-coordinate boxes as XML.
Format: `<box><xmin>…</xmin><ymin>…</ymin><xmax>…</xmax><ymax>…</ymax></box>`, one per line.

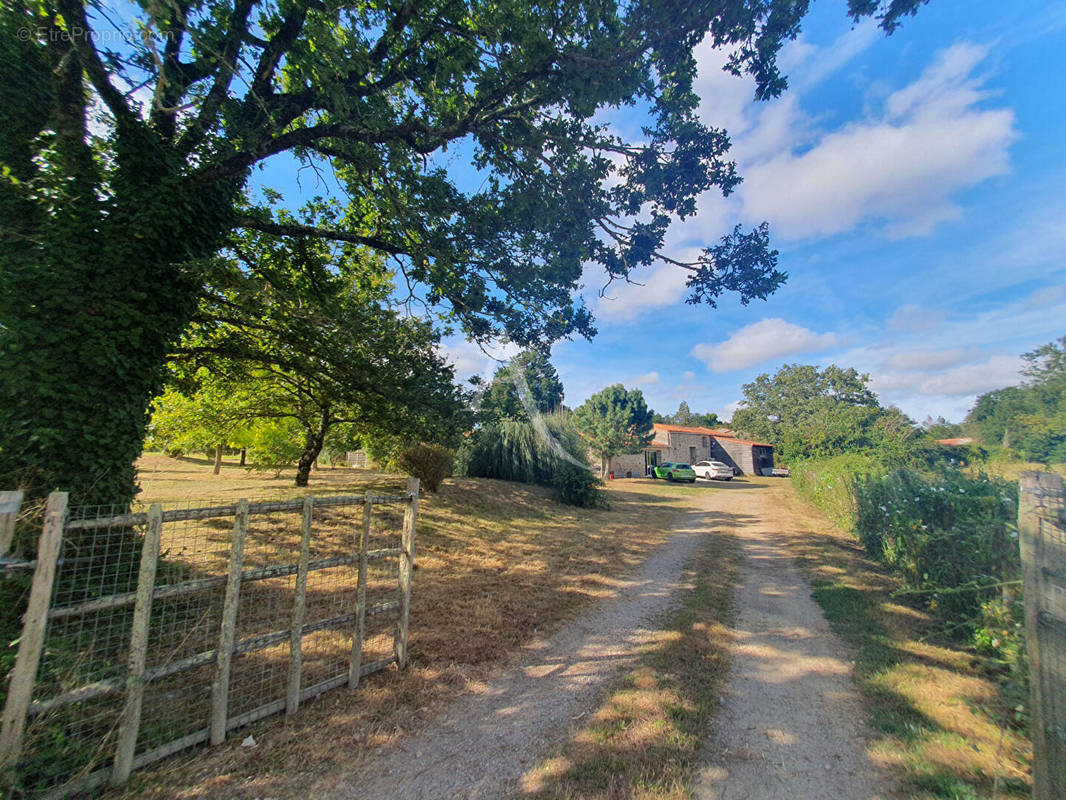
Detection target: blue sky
<box><xmin>254</xmin><ymin>0</ymin><xmax>1066</xmax><ymax>424</ymax></box>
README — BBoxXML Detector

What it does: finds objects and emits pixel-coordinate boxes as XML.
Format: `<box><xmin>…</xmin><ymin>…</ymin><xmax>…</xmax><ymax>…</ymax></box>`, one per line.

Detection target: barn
<box><xmin>601</xmin><ymin>424</ymin><xmax>774</xmax><ymax>477</ymax></box>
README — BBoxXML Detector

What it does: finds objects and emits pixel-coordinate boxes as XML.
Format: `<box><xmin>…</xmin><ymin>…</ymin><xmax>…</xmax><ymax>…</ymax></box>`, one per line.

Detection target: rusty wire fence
<box><xmin>0</xmin><ymin>479</ymin><xmax>417</xmax><ymax>798</ymax></box>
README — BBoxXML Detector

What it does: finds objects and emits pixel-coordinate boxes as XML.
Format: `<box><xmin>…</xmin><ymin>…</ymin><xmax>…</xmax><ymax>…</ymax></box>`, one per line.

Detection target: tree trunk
<box><xmin>239</xmin><ymin>448</ymin><xmax>247</xmax><ymax>466</ymax></box>
<box><xmin>0</xmin><ymin>78</ymin><xmax>240</xmax><ymax>509</ymax></box>
<box><xmin>295</xmin><ymin>410</ymin><xmax>331</xmax><ymax>487</ymax></box>
<box><xmin>295</xmin><ymin>440</ymin><xmax>324</xmax><ymax>487</ymax></box>
<box><xmin>213</xmin><ymin>444</ymin><xmax>223</xmax><ymax>475</ymax></box>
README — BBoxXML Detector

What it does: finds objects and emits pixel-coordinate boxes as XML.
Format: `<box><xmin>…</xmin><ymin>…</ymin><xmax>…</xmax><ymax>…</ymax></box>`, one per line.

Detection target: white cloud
<box><xmin>718</xmin><ymin>400</ymin><xmax>744</xmax><ymax>422</ymax></box>
<box><xmin>690</xmin><ymin>318</ymin><xmax>838</xmax><ymax>373</ymax></box>
<box><xmin>631</xmin><ymin>371</ymin><xmax>661</xmax><ymax>386</ymax></box>
<box><xmin>438</xmin><ymin>338</ymin><xmax>521</xmax><ymax>381</ymax></box>
<box><xmin>887</xmin><ymin>304</ymin><xmax>946</xmax><ymax>334</ymax></box>
<box><xmin>915</xmin><ymin>355</ymin><xmax>1023</xmax><ymax>396</ymax></box>
<box><xmin>1024</xmin><ymin>285</ymin><xmax>1065</xmax><ymax>309</ymax></box>
<box><xmin>683</xmin><ymin>371</ymin><xmax>696</xmax><ymax>382</ymax></box>
<box><xmin>695</xmin><ymin>40</ymin><xmax>1018</xmax><ymax>242</ymax></box>
<box><xmin>882</xmin><ymin>348</ymin><xmax>980</xmax><ymax>372</ymax></box>
<box><xmin>594</xmin><ymin>262</ymin><xmax>690</xmax><ymax>322</ymax></box>
<box><xmin>782</xmin><ymin>19</ymin><xmax>881</xmax><ymax>91</ymax></box>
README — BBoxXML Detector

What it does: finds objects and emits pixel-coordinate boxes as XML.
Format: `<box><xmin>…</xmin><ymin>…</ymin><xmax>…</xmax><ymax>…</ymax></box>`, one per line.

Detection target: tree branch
<box><xmin>235</xmin><ymin>215</ymin><xmax>409</xmax><ymax>256</ymax></box>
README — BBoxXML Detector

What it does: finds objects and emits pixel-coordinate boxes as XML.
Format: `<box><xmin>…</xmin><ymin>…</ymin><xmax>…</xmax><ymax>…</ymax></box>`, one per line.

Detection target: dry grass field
<box><xmin>109</xmin><ymin>453</ymin><xmax>715</xmax><ymax>799</ymax></box>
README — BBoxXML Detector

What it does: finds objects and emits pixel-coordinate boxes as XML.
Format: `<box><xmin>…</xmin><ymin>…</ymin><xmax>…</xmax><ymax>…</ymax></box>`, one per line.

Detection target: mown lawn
<box><xmin>110</xmin><ymin>454</ymin><xmax>708</xmax><ymax>799</ymax></box>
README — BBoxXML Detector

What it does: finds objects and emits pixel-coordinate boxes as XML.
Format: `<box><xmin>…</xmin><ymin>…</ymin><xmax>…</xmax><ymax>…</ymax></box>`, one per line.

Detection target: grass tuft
<box><xmin>775</xmin><ymin>481</ymin><xmax>1031</xmax><ymax>799</ymax></box>
<box><xmin>519</xmin><ymin>520</ymin><xmax>738</xmax><ymax>799</ymax></box>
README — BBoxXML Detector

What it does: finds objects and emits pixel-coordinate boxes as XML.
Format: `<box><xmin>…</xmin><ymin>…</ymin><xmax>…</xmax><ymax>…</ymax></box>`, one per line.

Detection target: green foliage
<box><xmin>175</xmin><ymin>211</ymin><xmax>471</xmax><ymax>487</ymax></box>
<box><xmin>853</xmin><ymin>469</ymin><xmax>1019</xmax><ymax>626</ymax></box>
<box><xmin>476</xmin><ymin>349</ymin><xmax>564</xmax><ymax>423</ymax></box>
<box><xmin>966</xmin><ymin>335</ymin><xmax>1066</xmax><ymax>463</ymax></box>
<box><xmin>731</xmin><ymin>363</ymin><xmax>947</xmax><ymax>466</ymax></box>
<box><xmin>0</xmin><ymin>0</ymin><xmax>928</xmax><ymax>506</ymax></box>
<box><xmin>791</xmin><ymin>453</ymin><xmax>885</xmax><ymax>531</ymax></box>
<box><xmin>457</xmin><ymin>413</ymin><xmax>604</xmax><ymax>507</ymax></box>
<box><xmin>653</xmin><ymin>401</ymin><xmax>719</xmax><ymax>428</ymax></box>
<box><xmin>732</xmin><ymin>364</ymin><xmax>885</xmax><ymax>462</ymax></box>
<box><xmin>396</xmin><ymin>443</ymin><xmax>455</xmax><ymax>493</ymax></box>
<box><xmin>797</xmin><ymin>456</ymin><xmax>1021</xmax><ymax>644</ymax></box>
<box><xmin>247</xmin><ymin>419</ymin><xmax>305</xmax><ymax>476</ymax></box>
<box><xmin>460</xmin><ymin>416</ymin><xmax>583</xmax><ymax>485</ymax></box>
<box><xmin>922</xmin><ymin>416</ymin><xmax>965</xmax><ymax>439</ymax></box>
<box><xmin>573</xmin><ymin>385</ymin><xmax>654</xmax><ymax>472</ymax></box>
<box><xmin>552</xmin><ymin>463</ymin><xmax>607</xmax><ymax>508</ymax></box>
<box><xmin>147</xmin><ymin>379</ymin><xmax>255</xmax><ymax>459</ymax></box>
<box><xmin>321</xmin><ymin>424</ymin><xmax>361</xmax><ymax>467</ymax></box>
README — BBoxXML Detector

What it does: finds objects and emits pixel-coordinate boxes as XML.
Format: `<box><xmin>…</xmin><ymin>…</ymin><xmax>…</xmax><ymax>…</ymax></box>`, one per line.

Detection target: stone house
<box><xmin>602</xmin><ymin>424</ymin><xmax>774</xmax><ymax>478</ymax></box>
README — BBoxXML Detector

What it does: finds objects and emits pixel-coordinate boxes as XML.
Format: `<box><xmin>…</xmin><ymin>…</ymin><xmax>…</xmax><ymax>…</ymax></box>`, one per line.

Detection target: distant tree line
<box><xmin>965</xmin><ymin>336</ymin><xmax>1066</xmax><ymax>463</ymax></box>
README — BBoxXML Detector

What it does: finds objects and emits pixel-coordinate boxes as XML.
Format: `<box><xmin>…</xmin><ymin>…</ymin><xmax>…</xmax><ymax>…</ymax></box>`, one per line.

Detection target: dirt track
<box><xmin>693</xmin><ymin>481</ymin><xmax>892</xmax><ymax>800</ymax></box>
<box><xmin>317</xmin><ymin>478</ymin><xmax>890</xmax><ymax>798</ymax></box>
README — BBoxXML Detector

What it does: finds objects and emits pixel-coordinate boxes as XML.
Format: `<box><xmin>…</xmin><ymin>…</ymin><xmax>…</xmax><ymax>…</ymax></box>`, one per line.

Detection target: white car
<box><xmin>692</xmin><ymin>460</ymin><xmax>733</xmax><ymax>480</ymax></box>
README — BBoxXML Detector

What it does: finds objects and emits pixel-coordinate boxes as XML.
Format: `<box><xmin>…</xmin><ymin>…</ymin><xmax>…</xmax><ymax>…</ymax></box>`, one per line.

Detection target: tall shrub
<box><xmin>396</xmin><ymin>443</ymin><xmax>454</xmax><ymax>492</ymax></box>
<box><xmin>457</xmin><ymin>414</ymin><xmax>603</xmax><ymax>507</ymax></box>
<box><xmin>791</xmin><ymin>453</ymin><xmax>883</xmax><ymax>531</ymax></box>
<box><xmin>853</xmin><ymin>469</ymin><xmax>1019</xmax><ymax>624</ymax></box>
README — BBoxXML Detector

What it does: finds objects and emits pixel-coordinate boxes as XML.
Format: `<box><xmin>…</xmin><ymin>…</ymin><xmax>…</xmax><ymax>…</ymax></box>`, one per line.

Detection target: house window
<box><xmin>702</xmin><ymin>436</ymin><xmax>707</xmax><ymax>446</ymax></box>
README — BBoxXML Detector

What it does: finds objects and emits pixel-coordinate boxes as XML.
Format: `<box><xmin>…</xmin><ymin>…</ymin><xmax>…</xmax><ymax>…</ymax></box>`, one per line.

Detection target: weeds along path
<box><xmin>694</xmin><ymin>480</ymin><xmax>893</xmax><ymax>800</ymax></box>
<box><xmin>314</xmin><ymin>485</ymin><xmax>720</xmax><ymax>800</ymax></box>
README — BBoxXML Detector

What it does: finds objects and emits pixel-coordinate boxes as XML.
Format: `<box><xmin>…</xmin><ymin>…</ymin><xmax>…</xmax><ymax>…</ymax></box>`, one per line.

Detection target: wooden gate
<box><xmin>0</xmin><ymin>478</ymin><xmax>417</xmax><ymax>798</ymax></box>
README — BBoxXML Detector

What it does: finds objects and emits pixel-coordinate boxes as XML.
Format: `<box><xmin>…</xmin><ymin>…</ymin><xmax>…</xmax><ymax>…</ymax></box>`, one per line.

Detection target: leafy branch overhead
<box><xmin>0</xmin><ymin>0</ymin><xmax>930</xmax><ymax>505</ymax></box>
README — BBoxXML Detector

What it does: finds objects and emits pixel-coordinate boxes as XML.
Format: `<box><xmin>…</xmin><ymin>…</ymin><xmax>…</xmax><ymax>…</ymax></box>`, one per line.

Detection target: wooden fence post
<box><xmin>0</xmin><ymin>492</ymin><xmax>67</xmax><ymax>771</ymax></box>
<box><xmin>1019</xmin><ymin>471</ymin><xmax>1066</xmax><ymax>800</ymax></box>
<box><xmin>286</xmin><ymin>496</ymin><xmax>313</xmax><ymax>715</ymax></box>
<box><xmin>395</xmin><ymin>478</ymin><xmax>419</xmax><ymax>669</ymax></box>
<box><xmin>112</xmin><ymin>503</ymin><xmax>163</xmax><ymax>785</ymax></box>
<box><xmin>0</xmin><ymin>491</ymin><xmax>23</xmax><ymax>557</ymax></box>
<box><xmin>348</xmin><ymin>495</ymin><xmax>372</xmax><ymax>688</ymax></box>
<box><xmin>210</xmin><ymin>498</ymin><xmax>248</xmax><ymax>745</ymax></box>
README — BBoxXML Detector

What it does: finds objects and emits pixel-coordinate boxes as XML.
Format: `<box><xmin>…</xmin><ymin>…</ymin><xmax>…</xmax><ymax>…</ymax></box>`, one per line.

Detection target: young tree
<box><xmin>477</xmin><ymin>349</ymin><xmax>564</xmax><ymax>422</ymax></box>
<box><xmin>176</xmin><ymin>218</ymin><xmax>471</xmax><ymax>486</ymax></box>
<box><xmin>965</xmin><ymin>335</ymin><xmax>1066</xmax><ymax>461</ymax></box>
<box><xmin>148</xmin><ymin>380</ymin><xmax>255</xmax><ymax>474</ymax></box>
<box><xmin>574</xmin><ymin>385</ymin><xmax>654</xmax><ymax>475</ymax></box>
<box><xmin>0</xmin><ymin>0</ymin><xmax>929</xmax><ymax>505</ymax></box>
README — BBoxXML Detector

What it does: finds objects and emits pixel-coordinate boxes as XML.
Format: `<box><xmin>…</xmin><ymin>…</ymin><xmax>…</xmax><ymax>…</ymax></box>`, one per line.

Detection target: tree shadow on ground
<box><xmin>775</xmin><ymin>484</ymin><xmax>1032</xmax><ymax>800</ymax></box>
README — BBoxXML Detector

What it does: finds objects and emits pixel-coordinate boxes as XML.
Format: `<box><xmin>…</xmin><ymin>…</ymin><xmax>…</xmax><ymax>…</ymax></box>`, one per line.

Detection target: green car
<box><xmin>651</xmin><ymin>462</ymin><xmax>697</xmax><ymax>482</ymax></box>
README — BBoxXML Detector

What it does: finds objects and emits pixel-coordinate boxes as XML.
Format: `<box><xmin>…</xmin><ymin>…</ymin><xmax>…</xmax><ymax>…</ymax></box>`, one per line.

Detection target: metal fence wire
<box><xmin>0</xmin><ymin>481</ymin><xmax>417</xmax><ymax>799</ymax></box>
<box><xmin>1019</xmin><ymin>471</ymin><xmax>1066</xmax><ymax>800</ymax></box>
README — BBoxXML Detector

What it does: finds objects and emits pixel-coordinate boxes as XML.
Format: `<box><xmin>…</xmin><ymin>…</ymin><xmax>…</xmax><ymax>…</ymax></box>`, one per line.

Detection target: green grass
<box><xmin>773</xmin><ymin>482</ymin><xmax>1032</xmax><ymax>799</ymax></box>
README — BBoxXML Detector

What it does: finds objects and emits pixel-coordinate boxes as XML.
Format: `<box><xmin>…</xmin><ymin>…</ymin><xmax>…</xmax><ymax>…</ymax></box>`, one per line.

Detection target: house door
<box><xmin>689</xmin><ymin>446</ymin><xmax>696</xmax><ymax>463</ymax></box>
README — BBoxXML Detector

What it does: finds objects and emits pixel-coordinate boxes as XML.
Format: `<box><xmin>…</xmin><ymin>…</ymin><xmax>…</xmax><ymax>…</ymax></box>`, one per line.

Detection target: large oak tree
<box><xmin>0</xmin><ymin>0</ymin><xmax>929</xmax><ymax>505</ymax></box>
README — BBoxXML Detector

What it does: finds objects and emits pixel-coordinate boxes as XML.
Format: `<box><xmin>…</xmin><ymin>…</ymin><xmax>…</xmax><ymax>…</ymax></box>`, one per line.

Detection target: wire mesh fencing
<box><xmin>1019</xmin><ymin>471</ymin><xmax>1066</xmax><ymax>800</ymax></box>
<box><xmin>0</xmin><ymin>479</ymin><xmax>418</xmax><ymax>798</ymax></box>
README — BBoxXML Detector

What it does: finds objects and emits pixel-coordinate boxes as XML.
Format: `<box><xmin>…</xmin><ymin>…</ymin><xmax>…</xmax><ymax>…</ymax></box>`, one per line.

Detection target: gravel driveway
<box><xmin>694</xmin><ymin>483</ymin><xmax>892</xmax><ymax>800</ymax></box>
<box><xmin>315</xmin><ymin>480</ymin><xmax>890</xmax><ymax>799</ymax></box>
<box><xmin>313</xmin><ymin>495</ymin><xmax>709</xmax><ymax>799</ymax></box>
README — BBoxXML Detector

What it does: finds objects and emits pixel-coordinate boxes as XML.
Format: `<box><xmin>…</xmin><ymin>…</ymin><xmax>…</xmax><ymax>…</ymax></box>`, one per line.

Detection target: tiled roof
<box><xmin>937</xmin><ymin>437</ymin><xmax>975</xmax><ymax>446</ymax></box>
<box><xmin>650</xmin><ymin>423</ymin><xmax>772</xmax><ymax>449</ymax></box>
<box><xmin>716</xmin><ymin>437</ymin><xmax>774</xmax><ymax>448</ymax></box>
<box><xmin>651</xmin><ymin>423</ymin><xmax>719</xmax><ymax>435</ymax></box>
